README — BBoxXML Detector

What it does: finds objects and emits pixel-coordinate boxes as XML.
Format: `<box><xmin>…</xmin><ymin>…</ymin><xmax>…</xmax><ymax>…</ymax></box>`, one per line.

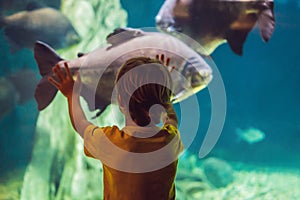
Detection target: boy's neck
<box><xmin>125</xmin><ymin>117</ymin><xmax>137</xmax><ymax>126</ymax></box>
<box><xmin>125</xmin><ymin>117</ymin><xmax>156</xmax><ymax>128</ymax></box>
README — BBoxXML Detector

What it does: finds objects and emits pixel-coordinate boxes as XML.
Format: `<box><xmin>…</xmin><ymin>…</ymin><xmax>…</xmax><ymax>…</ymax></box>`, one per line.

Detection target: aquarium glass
<box><xmin>0</xmin><ymin>0</ymin><xmax>299</xmax><ymax>199</ymax></box>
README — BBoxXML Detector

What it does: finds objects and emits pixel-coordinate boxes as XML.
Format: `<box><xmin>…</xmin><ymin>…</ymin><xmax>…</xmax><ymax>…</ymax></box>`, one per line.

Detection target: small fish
<box><xmin>0</xmin><ymin>4</ymin><xmax>80</xmax><ymax>52</ymax></box>
<box><xmin>0</xmin><ymin>69</ymin><xmax>38</xmax><ymax>118</ymax></box>
<box><xmin>34</xmin><ymin>28</ymin><xmax>213</xmax><ymax>117</ymax></box>
<box><xmin>156</xmin><ymin>0</ymin><xmax>275</xmax><ymax>55</ymax></box>
<box><xmin>236</xmin><ymin>127</ymin><xmax>266</xmax><ymax>144</ymax></box>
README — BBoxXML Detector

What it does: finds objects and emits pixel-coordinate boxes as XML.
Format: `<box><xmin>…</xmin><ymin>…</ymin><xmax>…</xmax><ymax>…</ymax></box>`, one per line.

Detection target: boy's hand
<box><xmin>48</xmin><ymin>62</ymin><xmax>79</xmax><ymax>99</ymax></box>
<box><xmin>48</xmin><ymin>62</ymin><xmax>89</xmax><ymax>138</ymax></box>
<box><xmin>156</xmin><ymin>54</ymin><xmax>175</xmax><ymax>72</ymax></box>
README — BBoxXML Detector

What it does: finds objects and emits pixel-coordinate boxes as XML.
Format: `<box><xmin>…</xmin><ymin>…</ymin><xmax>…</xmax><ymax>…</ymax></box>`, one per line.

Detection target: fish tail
<box><xmin>34</xmin><ymin>41</ymin><xmax>63</xmax><ymax>110</ymax></box>
<box><xmin>258</xmin><ymin>1</ymin><xmax>275</xmax><ymax>42</ymax></box>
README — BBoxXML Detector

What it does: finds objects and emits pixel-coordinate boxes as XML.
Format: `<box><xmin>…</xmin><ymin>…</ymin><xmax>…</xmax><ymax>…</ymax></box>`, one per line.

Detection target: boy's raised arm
<box><xmin>48</xmin><ymin>62</ymin><xmax>91</xmax><ymax>138</ymax></box>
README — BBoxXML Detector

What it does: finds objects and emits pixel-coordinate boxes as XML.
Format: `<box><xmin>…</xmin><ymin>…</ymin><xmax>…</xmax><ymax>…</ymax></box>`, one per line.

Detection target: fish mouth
<box><xmin>191</xmin><ymin>70</ymin><xmax>213</xmax><ymax>89</ymax></box>
<box><xmin>172</xmin><ymin>70</ymin><xmax>213</xmax><ymax>103</ymax></box>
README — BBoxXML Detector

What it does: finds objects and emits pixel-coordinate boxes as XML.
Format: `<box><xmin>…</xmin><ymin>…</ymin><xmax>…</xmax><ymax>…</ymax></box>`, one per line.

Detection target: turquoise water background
<box><xmin>0</xmin><ymin>0</ymin><xmax>299</xmax><ymax>199</ymax></box>
<box><xmin>122</xmin><ymin>0</ymin><xmax>300</xmax><ymax>167</ymax></box>
<box><xmin>0</xmin><ymin>0</ymin><xmax>299</xmax><ymax>173</ymax></box>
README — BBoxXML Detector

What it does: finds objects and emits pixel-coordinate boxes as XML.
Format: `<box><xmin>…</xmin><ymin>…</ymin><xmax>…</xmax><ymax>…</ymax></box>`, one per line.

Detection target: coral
<box><xmin>20</xmin><ymin>0</ymin><xmax>126</xmax><ymax>199</ymax></box>
<box><xmin>202</xmin><ymin>157</ymin><xmax>234</xmax><ymax>188</ymax></box>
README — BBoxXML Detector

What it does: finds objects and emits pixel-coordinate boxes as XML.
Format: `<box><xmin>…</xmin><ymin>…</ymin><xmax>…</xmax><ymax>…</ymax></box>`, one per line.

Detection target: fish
<box><xmin>0</xmin><ymin>69</ymin><xmax>38</xmax><ymax>118</ymax></box>
<box><xmin>0</xmin><ymin>1</ymin><xmax>61</xmax><ymax>15</ymax></box>
<box><xmin>0</xmin><ymin>4</ymin><xmax>80</xmax><ymax>52</ymax></box>
<box><xmin>34</xmin><ymin>28</ymin><xmax>213</xmax><ymax>117</ymax></box>
<box><xmin>236</xmin><ymin>127</ymin><xmax>266</xmax><ymax>144</ymax></box>
<box><xmin>156</xmin><ymin>0</ymin><xmax>275</xmax><ymax>55</ymax></box>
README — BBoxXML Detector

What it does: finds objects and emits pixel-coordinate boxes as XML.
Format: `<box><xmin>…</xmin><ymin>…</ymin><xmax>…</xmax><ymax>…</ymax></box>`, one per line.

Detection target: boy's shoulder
<box><xmin>86</xmin><ymin>124</ymin><xmax>178</xmax><ymax>138</ymax></box>
<box><xmin>84</xmin><ymin>124</ymin><xmax>121</xmax><ymax>137</ymax></box>
<box><xmin>161</xmin><ymin>124</ymin><xmax>179</xmax><ymax>135</ymax></box>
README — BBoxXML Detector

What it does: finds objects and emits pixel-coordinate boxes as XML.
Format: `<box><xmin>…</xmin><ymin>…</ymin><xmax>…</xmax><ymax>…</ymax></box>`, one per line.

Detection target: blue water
<box><xmin>0</xmin><ymin>23</ymin><xmax>38</xmax><ymax>175</ymax></box>
<box><xmin>0</xmin><ymin>0</ymin><xmax>299</xmax><ymax>198</ymax></box>
<box><xmin>199</xmin><ymin>2</ymin><xmax>300</xmax><ymax>167</ymax></box>
<box><xmin>123</xmin><ymin>0</ymin><xmax>300</xmax><ymax>167</ymax></box>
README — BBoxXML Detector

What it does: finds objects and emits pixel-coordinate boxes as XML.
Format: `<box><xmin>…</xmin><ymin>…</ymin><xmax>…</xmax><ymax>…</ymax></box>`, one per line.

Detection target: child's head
<box><xmin>116</xmin><ymin>57</ymin><xmax>173</xmax><ymax>126</ymax></box>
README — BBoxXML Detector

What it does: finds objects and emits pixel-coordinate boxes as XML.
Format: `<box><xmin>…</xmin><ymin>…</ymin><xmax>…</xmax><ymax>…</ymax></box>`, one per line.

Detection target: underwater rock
<box><xmin>175</xmin><ymin>153</ymin><xmax>212</xmax><ymax>199</ymax></box>
<box><xmin>20</xmin><ymin>0</ymin><xmax>127</xmax><ymax>199</ymax></box>
<box><xmin>176</xmin><ymin>169</ymin><xmax>204</xmax><ymax>182</ymax></box>
<box><xmin>20</xmin><ymin>94</ymin><xmax>107</xmax><ymax>200</ymax></box>
<box><xmin>0</xmin><ymin>168</ymin><xmax>24</xmax><ymax>200</ymax></box>
<box><xmin>176</xmin><ymin>154</ymin><xmax>205</xmax><ymax>182</ymax></box>
<box><xmin>176</xmin><ymin>180</ymin><xmax>211</xmax><ymax>198</ymax></box>
<box><xmin>202</xmin><ymin>157</ymin><xmax>234</xmax><ymax>188</ymax></box>
<box><xmin>60</xmin><ymin>0</ymin><xmax>127</xmax><ymax>54</ymax></box>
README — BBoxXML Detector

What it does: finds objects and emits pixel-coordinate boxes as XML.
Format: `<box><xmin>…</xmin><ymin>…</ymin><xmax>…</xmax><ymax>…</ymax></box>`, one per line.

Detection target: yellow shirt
<box><xmin>84</xmin><ymin>124</ymin><xmax>183</xmax><ymax>200</ymax></box>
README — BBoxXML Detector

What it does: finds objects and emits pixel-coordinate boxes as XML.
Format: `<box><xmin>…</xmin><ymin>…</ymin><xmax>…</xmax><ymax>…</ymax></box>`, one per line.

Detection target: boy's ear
<box><xmin>118</xmin><ymin>94</ymin><xmax>123</xmax><ymax>105</ymax></box>
<box><xmin>118</xmin><ymin>94</ymin><xmax>125</xmax><ymax>113</ymax></box>
<box><xmin>118</xmin><ymin>94</ymin><xmax>124</xmax><ymax>108</ymax></box>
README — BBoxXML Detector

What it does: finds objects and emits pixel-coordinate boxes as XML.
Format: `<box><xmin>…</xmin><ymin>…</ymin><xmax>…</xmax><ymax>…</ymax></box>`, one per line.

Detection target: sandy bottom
<box><xmin>182</xmin><ymin>167</ymin><xmax>300</xmax><ymax>200</ymax></box>
<box><xmin>0</xmin><ymin>165</ymin><xmax>299</xmax><ymax>200</ymax></box>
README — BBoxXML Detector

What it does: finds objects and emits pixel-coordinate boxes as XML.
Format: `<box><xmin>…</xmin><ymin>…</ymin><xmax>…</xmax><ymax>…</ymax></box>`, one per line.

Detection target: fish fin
<box><xmin>106</xmin><ymin>27</ymin><xmax>144</xmax><ymax>46</ymax></box>
<box><xmin>79</xmin><ymin>84</ymin><xmax>110</xmax><ymax>118</ymax></box>
<box><xmin>8</xmin><ymin>69</ymin><xmax>38</xmax><ymax>104</ymax></box>
<box><xmin>35</xmin><ymin>76</ymin><xmax>58</xmax><ymax>110</ymax></box>
<box><xmin>26</xmin><ymin>1</ymin><xmax>45</xmax><ymax>11</ymax></box>
<box><xmin>34</xmin><ymin>41</ymin><xmax>63</xmax><ymax>110</ymax></box>
<box><xmin>226</xmin><ymin>30</ymin><xmax>245</xmax><ymax>55</ymax></box>
<box><xmin>34</xmin><ymin>41</ymin><xmax>63</xmax><ymax>76</ymax></box>
<box><xmin>258</xmin><ymin>2</ymin><xmax>275</xmax><ymax>42</ymax></box>
<box><xmin>91</xmin><ymin>105</ymin><xmax>109</xmax><ymax>119</ymax></box>
<box><xmin>226</xmin><ymin>14</ymin><xmax>257</xmax><ymax>55</ymax></box>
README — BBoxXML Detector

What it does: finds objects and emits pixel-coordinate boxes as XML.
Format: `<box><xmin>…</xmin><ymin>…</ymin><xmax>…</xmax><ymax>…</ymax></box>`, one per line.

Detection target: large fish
<box><xmin>156</xmin><ymin>0</ymin><xmax>275</xmax><ymax>55</ymax></box>
<box><xmin>0</xmin><ymin>4</ymin><xmax>80</xmax><ymax>52</ymax></box>
<box><xmin>34</xmin><ymin>28</ymin><xmax>213</xmax><ymax>116</ymax></box>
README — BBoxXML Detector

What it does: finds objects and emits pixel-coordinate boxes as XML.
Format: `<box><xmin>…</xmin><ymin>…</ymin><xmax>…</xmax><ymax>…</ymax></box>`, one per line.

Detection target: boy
<box><xmin>49</xmin><ymin>56</ymin><xmax>183</xmax><ymax>200</ymax></box>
